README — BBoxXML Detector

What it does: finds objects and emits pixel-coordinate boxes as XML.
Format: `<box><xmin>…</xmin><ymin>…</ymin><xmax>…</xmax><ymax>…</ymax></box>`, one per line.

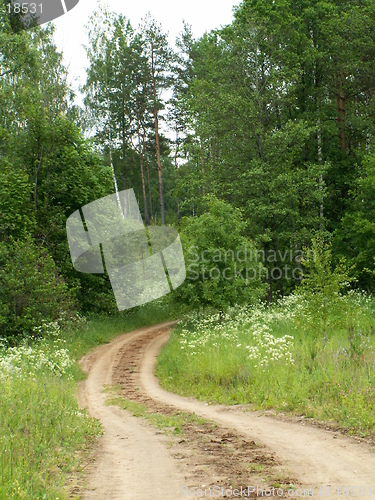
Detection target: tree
<box><xmin>83</xmin><ymin>9</ymin><xmax>138</xmax><ymax>193</ymax></box>
<box><xmin>84</xmin><ymin>9</ymin><xmax>178</xmax><ymax>226</ymax></box>
<box><xmin>174</xmin><ymin>11</ymin><xmax>325</xmax><ymax>299</ymax></box>
<box><xmin>172</xmin><ymin>0</ymin><xmax>375</xmax><ymax>300</ymax></box>
<box><xmin>175</xmin><ymin>197</ymin><xmax>267</xmax><ymax>314</ymax></box>
<box><xmin>296</xmin><ymin>236</ymin><xmax>353</xmax><ymax>339</ymax></box>
<box><xmin>0</xmin><ymin>14</ymin><xmax>117</xmax><ymax>319</ymax></box>
<box><xmin>140</xmin><ymin>15</ymin><xmax>173</xmax><ymax>225</ymax></box>
<box><xmin>0</xmin><ymin>238</ymin><xmax>74</xmax><ymax>340</ymax></box>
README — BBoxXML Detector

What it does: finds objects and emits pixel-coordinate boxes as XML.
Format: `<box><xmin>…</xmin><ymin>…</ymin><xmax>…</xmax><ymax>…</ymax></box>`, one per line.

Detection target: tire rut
<box><xmin>79</xmin><ymin>323</ymin><xmax>375</xmax><ymax>499</ymax></box>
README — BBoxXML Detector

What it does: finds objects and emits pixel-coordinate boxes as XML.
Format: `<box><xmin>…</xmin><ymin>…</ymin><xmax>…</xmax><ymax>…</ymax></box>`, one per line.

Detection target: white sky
<box><xmin>53</xmin><ymin>0</ymin><xmax>242</xmax><ymax>100</ymax></box>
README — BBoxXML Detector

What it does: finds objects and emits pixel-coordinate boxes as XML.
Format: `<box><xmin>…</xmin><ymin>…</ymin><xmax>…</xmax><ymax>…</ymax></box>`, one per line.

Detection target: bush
<box><xmin>0</xmin><ymin>238</ymin><xmax>75</xmax><ymax>341</ymax></box>
<box><xmin>175</xmin><ymin>196</ymin><xmax>267</xmax><ymax>314</ymax></box>
<box><xmin>296</xmin><ymin>236</ymin><xmax>354</xmax><ymax>339</ymax></box>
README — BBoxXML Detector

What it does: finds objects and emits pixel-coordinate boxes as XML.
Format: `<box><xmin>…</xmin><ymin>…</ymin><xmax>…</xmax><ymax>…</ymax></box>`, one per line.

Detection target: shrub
<box><xmin>175</xmin><ymin>196</ymin><xmax>267</xmax><ymax>314</ymax></box>
<box><xmin>295</xmin><ymin>236</ymin><xmax>354</xmax><ymax>339</ymax></box>
<box><xmin>0</xmin><ymin>237</ymin><xmax>75</xmax><ymax>341</ymax></box>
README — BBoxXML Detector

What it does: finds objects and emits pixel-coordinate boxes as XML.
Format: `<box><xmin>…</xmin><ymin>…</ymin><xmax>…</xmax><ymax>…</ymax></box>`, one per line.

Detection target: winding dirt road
<box><xmin>78</xmin><ymin>323</ymin><xmax>375</xmax><ymax>499</ymax></box>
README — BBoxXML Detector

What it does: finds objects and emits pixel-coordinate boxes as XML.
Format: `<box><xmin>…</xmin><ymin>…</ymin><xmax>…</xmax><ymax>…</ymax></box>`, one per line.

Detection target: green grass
<box><xmin>0</xmin><ymin>373</ymin><xmax>101</xmax><ymax>499</ymax></box>
<box><xmin>105</xmin><ymin>387</ymin><xmax>210</xmax><ymax>436</ymax></box>
<box><xmin>0</xmin><ymin>297</ymin><xmax>181</xmax><ymax>499</ymax></box>
<box><xmin>2</xmin><ymin>290</ymin><xmax>374</xmax><ymax>499</ymax></box>
<box><xmin>156</xmin><ymin>293</ymin><xmax>375</xmax><ymax>438</ymax></box>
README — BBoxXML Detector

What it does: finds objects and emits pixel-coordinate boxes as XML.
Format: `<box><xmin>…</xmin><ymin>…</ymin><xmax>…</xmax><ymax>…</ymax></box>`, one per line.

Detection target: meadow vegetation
<box><xmin>157</xmin><ymin>292</ymin><xmax>375</xmax><ymax>437</ymax></box>
<box><xmin>157</xmin><ymin>241</ymin><xmax>375</xmax><ymax>439</ymax></box>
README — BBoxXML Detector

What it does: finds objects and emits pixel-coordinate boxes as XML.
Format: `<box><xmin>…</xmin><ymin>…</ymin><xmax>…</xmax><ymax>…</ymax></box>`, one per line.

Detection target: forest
<box><xmin>1</xmin><ymin>0</ymin><xmax>375</xmax><ymax>338</ymax></box>
<box><xmin>2</xmin><ymin>1</ymin><xmax>375</xmax><ymax>497</ymax></box>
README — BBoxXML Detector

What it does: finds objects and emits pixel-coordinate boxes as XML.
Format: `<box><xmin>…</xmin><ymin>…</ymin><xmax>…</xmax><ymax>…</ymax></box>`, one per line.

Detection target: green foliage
<box><xmin>0</xmin><ymin>159</ymin><xmax>36</xmax><ymax>239</ymax></box>
<box><xmin>173</xmin><ymin>8</ymin><xmax>328</xmax><ymax>298</ymax></box>
<box><xmin>295</xmin><ymin>237</ymin><xmax>354</xmax><ymax>339</ymax></box>
<box><xmin>336</xmin><ymin>154</ymin><xmax>375</xmax><ymax>291</ymax></box>
<box><xmin>0</xmin><ymin>19</ymin><xmax>118</xmax><ymax>322</ymax></box>
<box><xmin>172</xmin><ymin>0</ymin><xmax>375</xmax><ymax>299</ymax></box>
<box><xmin>175</xmin><ymin>197</ymin><xmax>267</xmax><ymax>313</ymax></box>
<box><xmin>0</xmin><ymin>238</ymin><xmax>74</xmax><ymax>340</ymax></box>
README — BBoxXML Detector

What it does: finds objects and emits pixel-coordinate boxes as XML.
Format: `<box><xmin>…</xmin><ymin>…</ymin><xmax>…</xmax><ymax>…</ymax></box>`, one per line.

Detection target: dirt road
<box><xmin>79</xmin><ymin>323</ymin><xmax>375</xmax><ymax>499</ymax></box>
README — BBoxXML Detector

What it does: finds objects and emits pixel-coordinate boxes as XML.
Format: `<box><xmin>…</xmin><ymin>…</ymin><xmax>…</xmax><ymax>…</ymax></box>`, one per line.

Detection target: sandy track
<box><xmin>142</xmin><ymin>332</ymin><xmax>375</xmax><ymax>497</ymax></box>
<box><xmin>79</xmin><ymin>323</ymin><xmax>375</xmax><ymax>499</ymax></box>
<box><xmin>78</xmin><ymin>322</ymin><xmax>184</xmax><ymax>500</ymax></box>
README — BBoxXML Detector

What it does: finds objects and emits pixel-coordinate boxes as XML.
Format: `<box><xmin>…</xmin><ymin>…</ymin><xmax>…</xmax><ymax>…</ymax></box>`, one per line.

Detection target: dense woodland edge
<box><xmin>1</xmin><ymin>0</ymin><xmax>375</xmax><ymax>340</ymax></box>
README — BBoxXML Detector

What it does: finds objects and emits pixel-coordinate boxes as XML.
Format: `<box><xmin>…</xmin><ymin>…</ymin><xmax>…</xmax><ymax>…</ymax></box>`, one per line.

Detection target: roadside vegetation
<box><xmin>0</xmin><ymin>299</ymin><xmax>178</xmax><ymax>499</ymax></box>
<box><xmin>157</xmin><ymin>241</ymin><xmax>375</xmax><ymax>439</ymax></box>
<box><xmin>158</xmin><ymin>292</ymin><xmax>375</xmax><ymax>438</ymax></box>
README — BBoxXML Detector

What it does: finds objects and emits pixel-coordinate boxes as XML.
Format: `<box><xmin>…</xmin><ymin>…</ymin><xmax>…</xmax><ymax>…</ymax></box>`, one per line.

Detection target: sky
<box><xmin>53</xmin><ymin>0</ymin><xmax>242</xmax><ymax>100</ymax></box>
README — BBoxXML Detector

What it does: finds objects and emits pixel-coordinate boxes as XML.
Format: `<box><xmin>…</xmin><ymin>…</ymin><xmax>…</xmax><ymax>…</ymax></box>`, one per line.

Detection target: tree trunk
<box><xmin>174</xmin><ymin>124</ymin><xmax>180</xmax><ymax>221</ymax></box>
<box><xmin>110</xmin><ymin>149</ymin><xmax>122</xmax><ymax>213</ymax></box>
<box><xmin>145</xmin><ymin>154</ymin><xmax>154</xmax><ymax>223</ymax></box>
<box><xmin>151</xmin><ymin>45</ymin><xmax>165</xmax><ymax>225</ymax></box>
<box><xmin>335</xmin><ymin>73</ymin><xmax>346</xmax><ymax>151</ymax></box>
<box><xmin>200</xmin><ymin>138</ymin><xmax>205</xmax><ymax>199</ymax></box>
<box><xmin>139</xmin><ymin>129</ymin><xmax>150</xmax><ymax>225</ymax></box>
<box><xmin>153</xmin><ymin>106</ymin><xmax>165</xmax><ymax>224</ymax></box>
<box><xmin>34</xmin><ymin>145</ymin><xmax>43</xmax><ymax>218</ymax></box>
<box><xmin>122</xmin><ymin>97</ymin><xmax>127</xmax><ymax>190</ymax></box>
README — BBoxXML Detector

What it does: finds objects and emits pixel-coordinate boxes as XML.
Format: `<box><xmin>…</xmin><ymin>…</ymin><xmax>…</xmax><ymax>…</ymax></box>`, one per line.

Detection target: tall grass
<box><xmin>157</xmin><ymin>292</ymin><xmax>375</xmax><ymax>438</ymax></box>
<box><xmin>0</xmin><ymin>297</ymin><xmax>180</xmax><ymax>499</ymax></box>
<box><xmin>0</xmin><ymin>372</ymin><xmax>100</xmax><ymax>499</ymax></box>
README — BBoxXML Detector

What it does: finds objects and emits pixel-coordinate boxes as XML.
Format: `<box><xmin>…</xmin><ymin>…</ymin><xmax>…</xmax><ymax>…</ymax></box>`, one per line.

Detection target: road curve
<box><xmin>141</xmin><ymin>331</ymin><xmax>375</xmax><ymax>497</ymax></box>
<box><xmin>78</xmin><ymin>322</ymin><xmax>183</xmax><ymax>500</ymax></box>
<box><xmin>79</xmin><ymin>323</ymin><xmax>375</xmax><ymax>499</ymax></box>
